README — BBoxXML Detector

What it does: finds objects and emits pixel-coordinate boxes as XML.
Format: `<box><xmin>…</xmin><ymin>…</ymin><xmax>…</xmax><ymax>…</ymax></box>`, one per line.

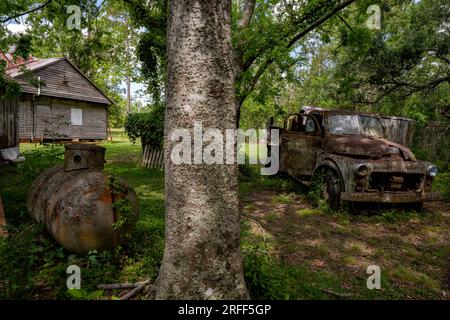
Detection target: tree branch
<box><xmin>1</xmin><ymin>0</ymin><xmax>53</xmax><ymax>23</ymax></box>
<box><xmin>238</xmin><ymin>0</ymin><xmax>357</xmax><ymax>109</ymax></box>
<box><xmin>238</xmin><ymin>0</ymin><xmax>256</xmax><ymax>29</ymax></box>
<box><xmin>337</xmin><ymin>14</ymin><xmax>354</xmax><ymax>32</ymax></box>
<box><xmin>240</xmin><ymin>57</ymin><xmax>273</xmax><ymax>106</ymax></box>
<box><xmin>287</xmin><ymin>0</ymin><xmax>356</xmax><ymax>48</ymax></box>
<box><xmin>240</xmin><ymin>1</ymin><xmax>329</xmax><ymax>73</ymax></box>
<box><xmin>357</xmin><ymin>75</ymin><xmax>450</xmax><ymax>105</ymax></box>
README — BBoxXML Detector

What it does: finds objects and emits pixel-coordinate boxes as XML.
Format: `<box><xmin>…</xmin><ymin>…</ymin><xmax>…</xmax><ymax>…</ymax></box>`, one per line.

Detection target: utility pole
<box><xmin>126</xmin><ymin>18</ymin><xmax>131</xmax><ymax>114</ymax></box>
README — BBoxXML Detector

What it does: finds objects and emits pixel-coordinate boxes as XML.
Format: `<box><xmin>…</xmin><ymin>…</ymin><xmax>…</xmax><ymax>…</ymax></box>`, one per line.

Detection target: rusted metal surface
<box><xmin>27</xmin><ymin>144</ymin><xmax>139</xmax><ymax>254</ymax></box>
<box><xmin>279</xmin><ymin>131</ymin><xmax>320</xmax><ymax>176</ymax></box>
<box><xmin>276</xmin><ymin>107</ymin><xmax>440</xmax><ymax>204</ymax></box>
<box><xmin>64</xmin><ymin>143</ymin><xmax>106</xmax><ymax>171</ymax></box>
<box><xmin>321</xmin><ymin>136</ymin><xmax>415</xmax><ymax>160</ymax></box>
<box><xmin>341</xmin><ymin>191</ymin><xmax>441</xmax><ymax>203</ymax></box>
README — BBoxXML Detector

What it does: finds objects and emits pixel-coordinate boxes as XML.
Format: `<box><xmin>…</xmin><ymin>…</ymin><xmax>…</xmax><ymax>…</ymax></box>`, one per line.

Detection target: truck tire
<box><xmin>311</xmin><ymin>169</ymin><xmax>343</xmax><ymax>211</ymax></box>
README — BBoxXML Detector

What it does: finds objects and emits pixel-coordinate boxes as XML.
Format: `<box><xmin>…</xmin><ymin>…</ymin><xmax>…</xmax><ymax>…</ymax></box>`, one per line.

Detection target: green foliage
<box><xmin>65</xmin><ymin>250</ymin><xmax>118</xmax><ymax>295</ymax></box>
<box><xmin>307</xmin><ymin>170</ymin><xmax>333</xmax><ymax>213</ymax></box>
<box><xmin>434</xmin><ymin>172</ymin><xmax>450</xmax><ymax>200</ymax></box>
<box><xmin>0</xmin><ymin>1</ymin><xmax>35</xmax><ymax>96</ymax></box>
<box><xmin>67</xmin><ymin>288</ymin><xmax>104</xmax><ymax>300</ymax></box>
<box><xmin>243</xmin><ymin>249</ymin><xmax>288</xmax><ymax>299</ymax></box>
<box><xmin>108</xmin><ymin>175</ymin><xmax>134</xmax><ymax>236</ymax></box>
<box><xmin>329</xmin><ymin>0</ymin><xmax>449</xmax><ymax>107</ymax></box>
<box><xmin>125</xmin><ymin>0</ymin><xmax>167</xmax><ymax>102</ymax></box>
<box><xmin>107</xmin><ymin>94</ymin><xmax>127</xmax><ymax>128</ymax></box>
<box><xmin>242</xmin><ymin>246</ymin><xmax>347</xmax><ymax>300</ymax></box>
<box><xmin>124</xmin><ymin>102</ymin><xmax>165</xmax><ymax>149</ymax></box>
<box><xmin>0</xmin><ymin>223</ymin><xmax>67</xmax><ymax>299</ymax></box>
<box><xmin>240</xmin><ymin>0</ymin><xmax>450</xmax><ymax>183</ymax></box>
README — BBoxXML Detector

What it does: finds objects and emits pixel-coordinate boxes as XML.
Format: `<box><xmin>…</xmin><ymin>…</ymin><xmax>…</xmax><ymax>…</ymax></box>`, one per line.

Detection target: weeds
<box><xmin>0</xmin><ymin>141</ymin><xmax>164</xmax><ymax>299</ymax></box>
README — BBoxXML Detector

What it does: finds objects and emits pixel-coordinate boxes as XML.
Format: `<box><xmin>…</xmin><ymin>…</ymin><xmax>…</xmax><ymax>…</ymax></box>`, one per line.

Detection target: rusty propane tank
<box><xmin>27</xmin><ymin>144</ymin><xmax>139</xmax><ymax>255</ymax></box>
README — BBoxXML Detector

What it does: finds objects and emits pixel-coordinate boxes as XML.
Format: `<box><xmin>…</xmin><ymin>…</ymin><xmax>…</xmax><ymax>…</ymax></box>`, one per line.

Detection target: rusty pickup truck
<box><xmin>269</xmin><ymin>107</ymin><xmax>440</xmax><ymax>210</ymax></box>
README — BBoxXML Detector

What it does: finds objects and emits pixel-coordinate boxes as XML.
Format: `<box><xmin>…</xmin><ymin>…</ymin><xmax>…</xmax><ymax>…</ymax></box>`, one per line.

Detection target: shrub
<box><xmin>124</xmin><ymin>103</ymin><xmax>165</xmax><ymax>149</ymax></box>
<box><xmin>434</xmin><ymin>171</ymin><xmax>450</xmax><ymax>200</ymax></box>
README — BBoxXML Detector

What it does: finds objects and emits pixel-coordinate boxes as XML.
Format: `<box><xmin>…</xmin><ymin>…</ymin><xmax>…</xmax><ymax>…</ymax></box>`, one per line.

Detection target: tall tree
<box><xmin>124</xmin><ymin>0</ymin><xmax>167</xmax><ymax>103</ymax></box>
<box><xmin>155</xmin><ymin>0</ymin><xmax>249</xmax><ymax>299</ymax></box>
<box><xmin>0</xmin><ymin>0</ymin><xmax>42</xmax><ymax>96</ymax></box>
<box><xmin>125</xmin><ymin>0</ymin><xmax>358</xmax><ymax>126</ymax></box>
<box><xmin>24</xmin><ymin>0</ymin><xmax>140</xmax><ymax>126</ymax></box>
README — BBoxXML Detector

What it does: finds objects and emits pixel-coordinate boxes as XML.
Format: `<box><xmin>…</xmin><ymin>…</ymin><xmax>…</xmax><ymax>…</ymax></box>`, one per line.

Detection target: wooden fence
<box><xmin>0</xmin><ymin>90</ymin><xmax>19</xmax><ymax>150</ymax></box>
<box><xmin>142</xmin><ymin>145</ymin><xmax>164</xmax><ymax>170</ymax></box>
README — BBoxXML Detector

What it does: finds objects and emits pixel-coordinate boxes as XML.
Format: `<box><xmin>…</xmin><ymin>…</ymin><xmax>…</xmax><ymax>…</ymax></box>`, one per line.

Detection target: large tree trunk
<box><xmin>154</xmin><ymin>0</ymin><xmax>249</xmax><ymax>299</ymax></box>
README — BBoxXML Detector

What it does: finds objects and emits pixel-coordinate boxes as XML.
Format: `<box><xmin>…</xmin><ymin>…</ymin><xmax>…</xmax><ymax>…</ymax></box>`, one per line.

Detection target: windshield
<box><xmin>328</xmin><ymin>114</ymin><xmax>384</xmax><ymax>137</ymax></box>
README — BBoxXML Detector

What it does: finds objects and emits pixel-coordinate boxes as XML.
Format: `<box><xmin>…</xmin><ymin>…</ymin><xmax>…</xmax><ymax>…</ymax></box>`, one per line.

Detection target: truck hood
<box><xmin>322</xmin><ymin>135</ymin><xmax>416</xmax><ymax>160</ymax></box>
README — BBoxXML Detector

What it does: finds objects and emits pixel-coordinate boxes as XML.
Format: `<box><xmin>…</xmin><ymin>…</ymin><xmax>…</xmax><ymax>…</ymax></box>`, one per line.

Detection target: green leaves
<box><xmin>67</xmin><ymin>288</ymin><xmax>104</xmax><ymax>300</ymax></box>
<box><xmin>124</xmin><ymin>102</ymin><xmax>165</xmax><ymax>149</ymax></box>
<box><xmin>126</xmin><ymin>0</ymin><xmax>167</xmax><ymax>102</ymax></box>
<box><xmin>332</xmin><ymin>0</ymin><xmax>449</xmax><ymax>104</ymax></box>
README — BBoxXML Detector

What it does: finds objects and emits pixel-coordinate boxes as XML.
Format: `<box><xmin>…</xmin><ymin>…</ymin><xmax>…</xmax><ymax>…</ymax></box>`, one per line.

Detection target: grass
<box><xmin>0</xmin><ymin>137</ymin><xmax>165</xmax><ymax>299</ymax></box>
<box><xmin>1</xmin><ymin>138</ymin><xmax>449</xmax><ymax>299</ymax></box>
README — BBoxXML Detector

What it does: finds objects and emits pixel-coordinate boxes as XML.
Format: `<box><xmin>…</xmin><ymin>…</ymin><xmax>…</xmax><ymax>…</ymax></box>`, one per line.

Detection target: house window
<box><xmin>71</xmin><ymin>108</ymin><xmax>82</xmax><ymax>125</ymax></box>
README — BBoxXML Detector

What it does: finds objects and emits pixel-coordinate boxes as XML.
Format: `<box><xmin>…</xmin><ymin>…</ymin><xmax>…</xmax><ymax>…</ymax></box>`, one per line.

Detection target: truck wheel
<box><xmin>311</xmin><ymin>169</ymin><xmax>342</xmax><ymax>211</ymax></box>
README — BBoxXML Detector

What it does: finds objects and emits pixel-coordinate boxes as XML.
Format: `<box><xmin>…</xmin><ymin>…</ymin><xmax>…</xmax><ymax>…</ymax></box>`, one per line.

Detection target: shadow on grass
<box><xmin>239</xmin><ymin>164</ymin><xmax>450</xmax><ymax>300</ymax></box>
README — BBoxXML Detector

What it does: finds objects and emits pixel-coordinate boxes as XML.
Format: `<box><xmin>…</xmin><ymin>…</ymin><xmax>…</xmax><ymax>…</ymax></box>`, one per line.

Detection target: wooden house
<box><xmin>3</xmin><ymin>57</ymin><xmax>113</xmax><ymax>143</ymax></box>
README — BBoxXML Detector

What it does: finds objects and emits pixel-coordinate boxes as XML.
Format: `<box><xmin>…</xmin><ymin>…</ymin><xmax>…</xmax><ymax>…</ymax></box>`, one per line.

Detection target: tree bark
<box><xmin>155</xmin><ymin>0</ymin><xmax>249</xmax><ymax>299</ymax></box>
<box><xmin>238</xmin><ymin>0</ymin><xmax>256</xmax><ymax>29</ymax></box>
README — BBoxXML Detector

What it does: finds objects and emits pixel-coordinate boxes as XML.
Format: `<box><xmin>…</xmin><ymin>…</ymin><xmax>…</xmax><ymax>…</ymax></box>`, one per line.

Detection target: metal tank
<box><xmin>27</xmin><ymin>144</ymin><xmax>139</xmax><ymax>254</ymax></box>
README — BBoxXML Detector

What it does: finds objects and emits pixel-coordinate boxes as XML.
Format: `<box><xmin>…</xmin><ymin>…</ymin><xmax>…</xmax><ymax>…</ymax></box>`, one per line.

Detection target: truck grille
<box><xmin>369</xmin><ymin>173</ymin><xmax>423</xmax><ymax>192</ymax></box>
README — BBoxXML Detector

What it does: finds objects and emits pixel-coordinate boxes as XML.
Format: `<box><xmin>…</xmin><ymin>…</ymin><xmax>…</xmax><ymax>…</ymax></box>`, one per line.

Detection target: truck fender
<box><xmin>312</xmin><ymin>159</ymin><xmax>345</xmax><ymax>191</ymax></box>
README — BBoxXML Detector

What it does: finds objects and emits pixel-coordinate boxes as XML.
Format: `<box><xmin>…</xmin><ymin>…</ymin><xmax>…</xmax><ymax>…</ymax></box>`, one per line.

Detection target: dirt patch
<box><xmin>241</xmin><ymin>189</ymin><xmax>450</xmax><ymax>299</ymax></box>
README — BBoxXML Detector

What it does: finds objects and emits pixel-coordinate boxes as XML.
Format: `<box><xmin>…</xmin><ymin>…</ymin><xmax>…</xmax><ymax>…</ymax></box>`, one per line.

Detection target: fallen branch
<box><xmin>97</xmin><ymin>279</ymin><xmax>152</xmax><ymax>300</ymax></box>
<box><xmin>97</xmin><ymin>283</ymin><xmax>136</xmax><ymax>290</ymax></box>
<box><xmin>321</xmin><ymin>288</ymin><xmax>353</xmax><ymax>298</ymax></box>
<box><xmin>119</xmin><ymin>279</ymin><xmax>151</xmax><ymax>300</ymax></box>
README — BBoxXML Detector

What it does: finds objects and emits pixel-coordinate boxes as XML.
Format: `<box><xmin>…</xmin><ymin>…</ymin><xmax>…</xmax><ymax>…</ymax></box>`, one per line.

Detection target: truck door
<box><xmin>280</xmin><ymin>114</ymin><xmax>322</xmax><ymax>178</ymax></box>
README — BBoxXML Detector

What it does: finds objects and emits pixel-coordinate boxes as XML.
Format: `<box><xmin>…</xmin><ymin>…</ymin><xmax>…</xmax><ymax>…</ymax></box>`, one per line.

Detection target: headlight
<box><xmin>427</xmin><ymin>165</ymin><xmax>438</xmax><ymax>178</ymax></box>
<box><xmin>355</xmin><ymin>164</ymin><xmax>368</xmax><ymax>176</ymax></box>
